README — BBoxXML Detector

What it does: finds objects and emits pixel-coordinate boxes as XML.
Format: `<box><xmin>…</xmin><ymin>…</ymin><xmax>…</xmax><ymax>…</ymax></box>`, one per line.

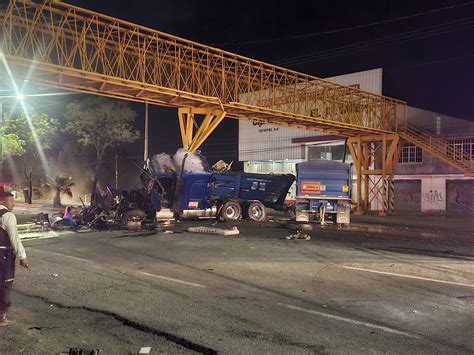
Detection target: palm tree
<box><xmin>48</xmin><ymin>175</ymin><xmax>75</xmax><ymax>207</ymax></box>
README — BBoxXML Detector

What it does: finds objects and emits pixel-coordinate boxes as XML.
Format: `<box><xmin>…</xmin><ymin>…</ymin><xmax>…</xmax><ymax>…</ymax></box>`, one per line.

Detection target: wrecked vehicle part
<box><xmin>212</xmin><ymin>159</ymin><xmax>233</xmax><ymax>173</ymax></box>
<box><xmin>143</xmin><ymin>151</ymin><xmax>294</xmax><ymax>222</ymax></box>
<box><xmin>71</xmin><ymin>187</ymin><xmax>156</xmax><ymax>230</ymax></box>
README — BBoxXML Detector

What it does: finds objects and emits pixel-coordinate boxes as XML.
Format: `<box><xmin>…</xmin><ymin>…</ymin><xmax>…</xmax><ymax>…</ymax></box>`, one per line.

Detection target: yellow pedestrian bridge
<box><xmin>1</xmin><ymin>0</ymin><xmax>471</xmax><ymax>214</ymax></box>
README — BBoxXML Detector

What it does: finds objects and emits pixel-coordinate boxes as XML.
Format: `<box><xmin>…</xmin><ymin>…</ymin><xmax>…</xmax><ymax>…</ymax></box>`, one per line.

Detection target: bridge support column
<box><xmin>178</xmin><ymin>107</ymin><xmax>226</xmax><ymax>153</ymax></box>
<box><xmin>347</xmin><ymin>134</ymin><xmax>404</xmax><ymax>215</ymax></box>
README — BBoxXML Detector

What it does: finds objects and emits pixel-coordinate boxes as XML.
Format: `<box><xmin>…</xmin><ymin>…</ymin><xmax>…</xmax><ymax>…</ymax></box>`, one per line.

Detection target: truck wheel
<box><xmin>247</xmin><ymin>201</ymin><xmax>266</xmax><ymax>222</ymax></box>
<box><xmin>220</xmin><ymin>201</ymin><xmax>242</xmax><ymax>221</ymax></box>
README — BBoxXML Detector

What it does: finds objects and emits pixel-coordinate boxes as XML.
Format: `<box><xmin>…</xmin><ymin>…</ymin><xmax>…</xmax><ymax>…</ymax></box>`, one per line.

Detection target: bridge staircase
<box><xmin>399</xmin><ymin>124</ymin><xmax>473</xmax><ymax>175</ymax></box>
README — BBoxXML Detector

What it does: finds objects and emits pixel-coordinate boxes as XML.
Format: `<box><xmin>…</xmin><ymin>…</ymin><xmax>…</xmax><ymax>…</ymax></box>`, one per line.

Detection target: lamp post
<box><xmin>144</xmin><ymin>101</ymin><xmax>149</xmax><ymax>162</ymax></box>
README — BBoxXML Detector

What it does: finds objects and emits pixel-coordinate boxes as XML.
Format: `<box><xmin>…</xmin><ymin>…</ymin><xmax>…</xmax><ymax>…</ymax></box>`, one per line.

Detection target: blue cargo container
<box><xmin>295</xmin><ymin>161</ymin><xmax>352</xmax><ymax>224</ymax></box>
<box><xmin>211</xmin><ymin>172</ymin><xmax>294</xmax><ymax>210</ymax></box>
<box><xmin>147</xmin><ymin>170</ymin><xmax>294</xmax><ymax>221</ymax></box>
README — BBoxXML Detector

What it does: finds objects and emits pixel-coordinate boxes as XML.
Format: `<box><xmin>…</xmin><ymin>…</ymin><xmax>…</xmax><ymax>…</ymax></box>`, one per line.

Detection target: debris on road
<box><xmin>285</xmin><ymin>222</ymin><xmax>315</xmax><ymax>232</ymax></box>
<box><xmin>157</xmin><ymin>230</ymin><xmax>174</xmax><ymax>235</ymax></box>
<box><xmin>68</xmin><ymin>348</ymin><xmax>101</xmax><ymax>355</ymax></box>
<box><xmin>36</xmin><ymin>187</ymin><xmax>157</xmax><ymax>231</ymax></box>
<box><xmin>286</xmin><ymin>232</ymin><xmax>311</xmax><ymax>240</ymax></box>
<box><xmin>138</xmin><ymin>347</ymin><xmax>152</xmax><ymax>354</ymax></box>
<box><xmin>188</xmin><ymin>226</ymin><xmax>240</xmax><ymax>236</ymax></box>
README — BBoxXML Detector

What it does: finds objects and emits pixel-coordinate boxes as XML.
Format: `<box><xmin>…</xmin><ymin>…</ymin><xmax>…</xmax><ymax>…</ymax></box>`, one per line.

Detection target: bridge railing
<box><xmin>1</xmin><ymin>0</ymin><xmax>406</xmax><ymax>132</ymax></box>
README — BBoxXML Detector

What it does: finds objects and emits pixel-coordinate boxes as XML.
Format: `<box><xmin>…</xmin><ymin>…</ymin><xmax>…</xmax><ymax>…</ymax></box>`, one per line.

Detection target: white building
<box><xmin>238</xmin><ymin>68</ymin><xmax>474</xmax><ymax>214</ymax></box>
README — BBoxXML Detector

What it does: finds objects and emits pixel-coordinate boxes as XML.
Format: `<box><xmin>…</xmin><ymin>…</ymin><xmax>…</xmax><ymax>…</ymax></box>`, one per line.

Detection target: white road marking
<box><xmin>41</xmin><ymin>250</ymin><xmax>91</xmax><ymax>263</ymax></box>
<box><xmin>279</xmin><ymin>303</ymin><xmax>419</xmax><ymax>339</ymax></box>
<box><xmin>342</xmin><ymin>266</ymin><xmax>474</xmax><ymax>288</ymax></box>
<box><xmin>39</xmin><ymin>250</ymin><xmax>206</xmax><ymax>289</ymax></box>
<box><xmin>135</xmin><ymin>271</ymin><xmax>206</xmax><ymax>288</ymax></box>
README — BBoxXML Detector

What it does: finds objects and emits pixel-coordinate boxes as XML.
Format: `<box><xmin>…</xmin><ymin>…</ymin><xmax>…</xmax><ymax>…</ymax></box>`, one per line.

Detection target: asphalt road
<box><xmin>1</xmin><ymin>221</ymin><xmax>473</xmax><ymax>354</ymax></box>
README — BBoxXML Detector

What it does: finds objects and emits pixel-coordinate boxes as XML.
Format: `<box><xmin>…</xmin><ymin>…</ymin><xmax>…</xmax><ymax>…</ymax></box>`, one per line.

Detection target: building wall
<box><xmin>396</xmin><ymin>150</ymin><xmax>462</xmax><ymax>175</ymax></box>
<box><xmin>396</xmin><ymin>106</ymin><xmax>473</xmax><ymax>176</ymax></box>
<box><xmin>238</xmin><ymin>68</ymin><xmax>383</xmax><ymax>161</ymax></box>
<box><xmin>394</xmin><ymin>180</ymin><xmax>421</xmax><ymax>212</ymax></box>
<box><xmin>394</xmin><ymin>177</ymin><xmax>474</xmax><ymax>214</ymax></box>
<box><xmin>406</xmin><ymin>106</ymin><xmax>474</xmax><ymax>135</ymax></box>
<box><xmin>446</xmin><ymin>180</ymin><xmax>474</xmax><ymax>215</ymax></box>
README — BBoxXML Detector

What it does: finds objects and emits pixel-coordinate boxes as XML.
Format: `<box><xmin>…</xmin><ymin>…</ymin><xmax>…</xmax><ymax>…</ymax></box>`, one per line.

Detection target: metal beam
<box><xmin>1</xmin><ymin>0</ymin><xmax>406</xmax><ymax>137</ymax></box>
<box><xmin>177</xmin><ymin>107</ymin><xmax>226</xmax><ymax>152</ymax></box>
<box><xmin>348</xmin><ymin>134</ymin><xmax>403</xmax><ymax>215</ymax></box>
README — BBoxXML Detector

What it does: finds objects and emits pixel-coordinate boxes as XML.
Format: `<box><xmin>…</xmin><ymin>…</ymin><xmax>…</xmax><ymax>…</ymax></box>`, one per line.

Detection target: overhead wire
<box><xmin>216</xmin><ymin>1</ymin><xmax>474</xmax><ymax>47</ymax></box>
<box><xmin>397</xmin><ymin>52</ymin><xmax>474</xmax><ymax>69</ymax></box>
<box><xmin>276</xmin><ymin>16</ymin><xmax>474</xmax><ymax>66</ymax></box>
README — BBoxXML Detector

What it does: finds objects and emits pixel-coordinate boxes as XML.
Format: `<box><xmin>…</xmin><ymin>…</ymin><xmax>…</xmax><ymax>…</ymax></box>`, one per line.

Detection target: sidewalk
<box><xmin>352</xmin><ymin>212</ymin><xmax>474</xmax><ymax>234</ymax></box>
<box><xmin>13</xmin><ymin>200</ymin><xmax>65</xmax><ymax>224</ymax></box>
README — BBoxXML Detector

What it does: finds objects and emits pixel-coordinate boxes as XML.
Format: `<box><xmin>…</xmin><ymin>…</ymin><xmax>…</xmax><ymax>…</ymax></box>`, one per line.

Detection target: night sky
<box><xmin>16</xmin><ymin>1</ymin><xmax>474</xmax><ymax>164</ymax></box>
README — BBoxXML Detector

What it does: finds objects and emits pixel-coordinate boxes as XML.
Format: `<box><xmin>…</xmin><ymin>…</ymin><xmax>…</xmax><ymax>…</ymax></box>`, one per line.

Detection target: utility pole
<box><xmin>115</xmin><ymin>152</ymin><xmax>119</xmax><ymax>190</ymax></box>
<box><xmin>144</xmin><ymin>101</ymin><xmax>149</xmax><ymax>162</ymax></box>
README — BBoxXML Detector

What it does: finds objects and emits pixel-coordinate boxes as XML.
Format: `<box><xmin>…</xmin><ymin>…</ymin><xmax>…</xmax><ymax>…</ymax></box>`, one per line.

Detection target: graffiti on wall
<box><xmin>423</xmin><ymin>190</ymin><xmax>444</xmax><ymax>204</ymax></box>
<box><xmin>421</xmin><ymin>178</ymin><xmax>446</xmax><ymax>212</ymax></box>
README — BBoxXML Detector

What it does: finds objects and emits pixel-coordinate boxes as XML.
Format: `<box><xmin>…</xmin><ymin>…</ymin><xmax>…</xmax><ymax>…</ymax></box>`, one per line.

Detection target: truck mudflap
<box><xmin>295</xmin><ymin>198</ymin><xmax>351</xmax><ymax>225</ymax></box>
<box><xmin>336</xmin><ymin>200</ymin><xmax>351</xmax><ymax>224</ymax></box>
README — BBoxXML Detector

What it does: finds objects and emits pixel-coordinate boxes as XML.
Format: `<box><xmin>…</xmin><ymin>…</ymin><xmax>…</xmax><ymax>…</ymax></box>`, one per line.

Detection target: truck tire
<box><xmin>247</xmin><ymin>201</ymin><xmax>266</xmax><ymax>222</ymax></box>
<box><xmin>220</xmin><ymin>200</ymin><xmax>242</xmax><ymax>221</ymax></box>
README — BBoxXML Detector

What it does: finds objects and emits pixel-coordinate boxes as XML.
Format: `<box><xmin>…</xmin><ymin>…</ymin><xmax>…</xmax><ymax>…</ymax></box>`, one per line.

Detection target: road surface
<box><xmin>1</xmin><ymin>221</ymin><xmax>473</xmax><ymax>354</ymax></box>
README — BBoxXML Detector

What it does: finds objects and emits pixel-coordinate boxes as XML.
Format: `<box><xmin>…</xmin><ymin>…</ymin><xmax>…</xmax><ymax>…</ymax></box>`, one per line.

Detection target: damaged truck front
<box><xmin>142</xmin><ymin>151</ymin><xmax>294</xmax><ymax>222</ymax></box>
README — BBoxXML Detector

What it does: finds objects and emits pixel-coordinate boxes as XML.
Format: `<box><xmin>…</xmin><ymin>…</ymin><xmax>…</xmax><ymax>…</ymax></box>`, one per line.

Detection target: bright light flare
<box><xmin>0</xmin><ymin>54</ymin><xmax>51</xmax><ymax>176</ymax></box>
<box><xmin>16</xmin><ymin>93</ymin><xmax>25</xmax><ymax>100</ymax></box>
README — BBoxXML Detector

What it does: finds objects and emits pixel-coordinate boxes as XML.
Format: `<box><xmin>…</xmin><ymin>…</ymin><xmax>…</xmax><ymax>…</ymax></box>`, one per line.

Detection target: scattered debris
<box><xmin>37</xmin><ymin>187</ymin><xmax>157</xmax><ymax>231</ymax></box>
<box><xmin>188</xmin><ymin>226</ymin><xmax>239</xmax><ymax>236</ymax></box>
<box><xmin>212</xmin><ymin>159</ymin><xmax>233</xmax><ymax>173</ymax></box>
<box><xmin>285</xmin><ymin>222</ymin><xmax>314</xmax><ymax>232</ymax></box>
<box><xmin>68</xmin><ymin>348</ymin><xmax>101</xmax><ymax>355</ymax></box>
<box><xmin>286</xmin><ymin>232</ymin><xmax>311</xmax><ymax>240</ymax></box>
<box><xmin>27</xmin><ymin>326</ymin><xmax>58</xmax><ymax>331</ymax></box>
<box><xmin>158</xmin><ymin>230</ymin><xmax>174</xmax><ymax>235</ymax></box>
<box><xmin>51</xmin><ymin>273</ymin><xmax>58</xmax><ymax>278</ymax></box>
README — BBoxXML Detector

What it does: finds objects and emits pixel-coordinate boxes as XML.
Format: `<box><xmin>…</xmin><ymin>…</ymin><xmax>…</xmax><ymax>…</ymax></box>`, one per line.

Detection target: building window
<box><xmin>399</xmin><ymin>142</ymin><xmax>422</xmax><ymax>163</ymax></box>
<box><xmin>447</xmin><ymin>138</ymin><xmax>473</xmax><ymax>159</ymax></box>
<box><xmin>307</xmin><ymin>143</ymin><xmax>347</xmax><ymax>161</ymax></box>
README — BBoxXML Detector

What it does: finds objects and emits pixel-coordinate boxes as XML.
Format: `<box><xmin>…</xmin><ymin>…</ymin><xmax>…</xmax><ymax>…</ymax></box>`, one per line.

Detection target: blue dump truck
<box><xmin>144</xmin><ymin>165</ymin><xmax>295</xmax><ymax>221</ymax></box>
<box><xmin>295</xmin><ymin>161</ymin><xmax>352</xmax><ymax>225</ymax></box>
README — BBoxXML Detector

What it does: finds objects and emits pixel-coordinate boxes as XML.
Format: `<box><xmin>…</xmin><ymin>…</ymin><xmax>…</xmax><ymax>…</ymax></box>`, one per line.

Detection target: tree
<box><xmin>46</xmin><ymin>175</ymin><xmax>75</xmax><ymax>208</ymax></box>
<box><xmin>1</xmin><ymin>111</ymin><xmax>60</xmax><ymax>203</ymax></box>
<box><xmin>64</xmin><ymin>96</ymin><xmax>140</xmax><ymax>203</ymax></box>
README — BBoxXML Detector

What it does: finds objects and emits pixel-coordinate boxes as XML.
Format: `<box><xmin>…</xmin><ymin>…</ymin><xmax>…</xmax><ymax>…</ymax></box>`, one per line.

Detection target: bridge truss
<box><xmin>1</xmin><ymin>0</ymin><xmax>471</xmax><ymax>215</ymax></box>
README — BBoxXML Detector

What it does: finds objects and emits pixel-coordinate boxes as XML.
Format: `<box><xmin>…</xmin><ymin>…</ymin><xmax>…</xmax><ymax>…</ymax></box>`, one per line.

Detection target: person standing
<box><xmin>0</xmin><ymin>189</ymin><xmax>29</xmax><ymax>326</ymax></box>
